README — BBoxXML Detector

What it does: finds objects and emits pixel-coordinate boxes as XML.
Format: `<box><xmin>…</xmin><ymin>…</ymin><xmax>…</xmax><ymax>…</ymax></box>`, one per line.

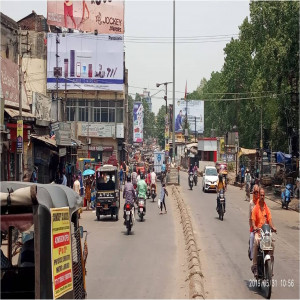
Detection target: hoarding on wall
<box><xmin>47</xmin><ymin>33</ymin><xmax>124</xmax><ymax>91</ymax></box>
<box><xmin>174</xmin><ymin>100</ymin><xmax>204</xmax><ymax>133</ymax></box>
<box><xmin>32</xmin><ymin>92</ymin><xmax>52</xmax><ymax>121</ymax></box>
<box><xmin>47</xmin><ymin>0</ymin><xmax>124</xmax><ymax>34</ymax></box>
<box><xmin>77</xmin><ymin>122</ymin><xmax>117</xmax><ymax>137</ymax></box>
<box><xmin>50</xmin><ymin>207</ymin><xmax>73</xmax><ymax>299</ymax></box>
<box><xmin>1</xmin><ymin>57</ymin><xmax>30</xmax><ymax>110</ymax></box>
<box><xmin>133</xmin><ymin>102</ymin><xmax>143</xmax><ymax>143</ymax></box>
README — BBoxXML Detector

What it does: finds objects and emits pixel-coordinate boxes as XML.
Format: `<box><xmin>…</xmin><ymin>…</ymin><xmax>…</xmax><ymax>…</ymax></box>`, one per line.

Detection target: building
<box><xmin>142</xmin><ymin>89</ymin><xmax>152</xmax><ymax>112</ymax></box>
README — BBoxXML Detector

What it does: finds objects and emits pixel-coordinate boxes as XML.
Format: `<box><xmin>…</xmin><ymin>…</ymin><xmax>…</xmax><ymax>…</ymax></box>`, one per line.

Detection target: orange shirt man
<box><xmin>251</xmin><ymin>188</ymin><xmax>277</xmax><ymax>276</ymax></box>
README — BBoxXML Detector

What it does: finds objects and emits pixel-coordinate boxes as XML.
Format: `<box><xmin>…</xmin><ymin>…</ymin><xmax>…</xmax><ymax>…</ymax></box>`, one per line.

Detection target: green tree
<box><xmin>155</xmin><ymin>105</ymin><xmax>167</xmax><ymax>149</ymax></box>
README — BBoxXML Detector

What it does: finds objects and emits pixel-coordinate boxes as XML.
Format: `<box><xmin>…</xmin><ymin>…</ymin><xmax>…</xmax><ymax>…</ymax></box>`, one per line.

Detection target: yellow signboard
<box><xmin>220</xmin><ymin>138</ymin><xmax>225</xmax><ymax>154</ymax></box>
<box><xmin>165</xmin><ymin>143</ymin><xmax>170</xmax><ymax>152</ymax></box>
<box><xmin>51</xmin><ymin>207</ymin><xmax>73</xmax><ymax>299</ymax></box>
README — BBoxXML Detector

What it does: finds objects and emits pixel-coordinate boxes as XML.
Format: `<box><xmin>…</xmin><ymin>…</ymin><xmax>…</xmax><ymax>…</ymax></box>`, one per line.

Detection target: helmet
<box><xmin>127</xmin><ymin>174</ymin><xmax>131</xmax><ymax>182</ymax></box>
<box><xmin>140</xmin><ymin>172</ymin><xmax>145</xmax><ymax>179</ymax></box>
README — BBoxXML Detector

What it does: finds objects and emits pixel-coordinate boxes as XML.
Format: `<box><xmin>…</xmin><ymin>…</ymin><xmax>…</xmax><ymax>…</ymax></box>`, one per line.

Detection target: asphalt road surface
<box><xmin>79</xmin><ymin>184</ymin><xmax>188</xmax><ymax>299</ymax></box>
<box><xmin>180</xmin><ymin>171</ymin><xmax>299</xmax><ymax>299</ymax></box>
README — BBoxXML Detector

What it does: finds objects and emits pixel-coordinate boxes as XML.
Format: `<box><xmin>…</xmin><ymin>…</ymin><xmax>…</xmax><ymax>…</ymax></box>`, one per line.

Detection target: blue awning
<box><xmin>276</xmin><ymin>152</ymin><xmax>292</xmax><ymax>164</ymax></box>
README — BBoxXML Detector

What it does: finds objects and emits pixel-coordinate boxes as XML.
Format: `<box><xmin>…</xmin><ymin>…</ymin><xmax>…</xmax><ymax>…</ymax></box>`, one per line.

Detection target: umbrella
<box><xmin>82</xmin><ymin>169</ymin><xmax>95</xmax><ymax>176</ymax></box>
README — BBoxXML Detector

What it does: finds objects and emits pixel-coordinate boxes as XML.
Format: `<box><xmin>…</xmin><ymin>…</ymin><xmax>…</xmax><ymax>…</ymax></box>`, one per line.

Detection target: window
<box><xmin>101</xmin><ymin>108</ymin><xmax>108</xmax><ymax>122</ymax></box>
<box><xmin>66</xmin><ymin>99</ymin><xmax>76</xmax><ymax>121</ymax></box>
<box><xmin>109</xmin><ymin>107</ymin><xmax>115</xmax><ymax>122</ymax></box>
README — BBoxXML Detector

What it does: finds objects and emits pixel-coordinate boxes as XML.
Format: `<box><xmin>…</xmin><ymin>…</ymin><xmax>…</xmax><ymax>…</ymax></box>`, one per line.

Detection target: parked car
<box><xmin>202</xmin><ymin>166</ymin><xmax>218</xmax><ymax>192</ymax></box>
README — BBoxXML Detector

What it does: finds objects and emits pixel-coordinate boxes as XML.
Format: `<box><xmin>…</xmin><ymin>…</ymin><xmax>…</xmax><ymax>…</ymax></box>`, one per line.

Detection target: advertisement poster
<box><xmin>174</xmin><ymin>100</ymin><xmax>204</xmax><ymax>133</ymax></box>
<box><xmin>47</xmin><ymin>33</ymin><xmax>124</xmax><ymax>91</ymax></box>
<box><xmin>50</xmin><ymin>207</ymin><xmax>73</xmax><ymax>299</ymax></box>
<box><xmin>32</xmin><ymin>92</ymin><xmax>52</xmax><ymax>121</ymax></box>
<box><xmin>133</xmin><ymin>102</ymin><xmax>143</xmax><ymax>143</ymax></box>
<box><xmin>16</xmin><ymin>120</ymin><xmax>23</xmax><ymax>153</ymax></box>
<box><xmin>47</xmin><ymin>0</ymin><xmax>124</xmax><ymax>34</ymax></box>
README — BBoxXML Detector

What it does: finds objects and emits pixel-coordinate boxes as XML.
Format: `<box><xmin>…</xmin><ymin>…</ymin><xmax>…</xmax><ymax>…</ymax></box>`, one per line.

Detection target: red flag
<box><xmin>184</xmin><ymin>81</ymin><xmax>187</xmax><ymax>99</ymax></box>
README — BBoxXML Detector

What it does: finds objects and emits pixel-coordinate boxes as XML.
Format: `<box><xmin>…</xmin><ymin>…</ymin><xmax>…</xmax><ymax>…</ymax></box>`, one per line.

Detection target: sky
<box><xmin>0</xmin><ymin>0</ymin><xmax>250</xmax><ymax>115</ymax></box>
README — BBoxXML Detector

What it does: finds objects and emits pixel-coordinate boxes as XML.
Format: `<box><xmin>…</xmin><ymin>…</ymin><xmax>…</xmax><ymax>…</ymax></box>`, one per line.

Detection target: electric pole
<box><xmin>18</xmin><ymin>27</ymin><xmax>23</xmax><ymax>181</ymax></box>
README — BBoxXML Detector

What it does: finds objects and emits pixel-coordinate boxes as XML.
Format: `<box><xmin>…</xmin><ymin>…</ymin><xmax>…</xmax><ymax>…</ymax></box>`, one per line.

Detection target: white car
<box><xmin>202</xmin><ymin>166</ymin><xmax>218</xmax><ymax>192</ymax></box>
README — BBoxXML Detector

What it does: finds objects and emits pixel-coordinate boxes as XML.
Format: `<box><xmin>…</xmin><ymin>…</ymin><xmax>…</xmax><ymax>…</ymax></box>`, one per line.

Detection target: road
<box><xmin>79</xmin><ymin>184</ymin><xmax>188</xmax><ymax>299</ymax></box>
<box><xmin>180</xmin><ymin>171</ymin><xmax>299</xmax><ymax>299</ymax></box>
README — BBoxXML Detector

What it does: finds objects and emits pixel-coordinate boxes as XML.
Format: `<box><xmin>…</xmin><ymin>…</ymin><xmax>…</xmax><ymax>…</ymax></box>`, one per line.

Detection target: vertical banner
<box><xmin>133</xmin><ymin>102</ymin><xmax>143</xmax><ymax>143</ymax></box>
<box><xmin>51</xmin><ymin>208</ymin><xmax>73</xmax><ymax>299</ymax></box>
<box><xmin>16</xmin><ymin>120</ymin><xmax>23</xmax><ymax>153</ymax></box>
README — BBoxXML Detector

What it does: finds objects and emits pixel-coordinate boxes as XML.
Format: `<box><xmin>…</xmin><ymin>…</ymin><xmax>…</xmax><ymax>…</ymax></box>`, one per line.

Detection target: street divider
<box><xmin>172</xmin><ymin>185</ymin><xmax>205</xmax><ymax>299</ymax></box>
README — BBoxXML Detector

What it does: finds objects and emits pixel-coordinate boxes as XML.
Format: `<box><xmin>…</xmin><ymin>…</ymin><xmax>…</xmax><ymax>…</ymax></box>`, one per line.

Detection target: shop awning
<box><xmin>31</xmin><ymin>134</ymin><xmax>57</xmax><ymax>147</ymax></box>
<box><xmin>5</xmin><ymin>108</ymin><xmax>35</xmax><ymax>120</ymax></box>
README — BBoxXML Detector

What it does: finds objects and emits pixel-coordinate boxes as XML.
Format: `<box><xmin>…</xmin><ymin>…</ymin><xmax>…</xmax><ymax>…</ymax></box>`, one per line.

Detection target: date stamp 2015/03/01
<box><xmin>249</xmin><ymin>279</ymin><xmax>295</xmax><ymax>288</ymax></box>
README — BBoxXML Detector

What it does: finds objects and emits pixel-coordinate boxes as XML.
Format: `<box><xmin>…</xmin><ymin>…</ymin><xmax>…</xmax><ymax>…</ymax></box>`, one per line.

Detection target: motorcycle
<box><xmin>124</xmin><ymin>202</ymin><xmax>134</xmax><ymax>235</ymax></box>
<box><xmin>281</xmin><ymin>183</ymin><xmax>292</xmax><ymax>210</ymax></box>
<box><xmin>189</xmin><ymin>172</ymin><xmax>194</xmax><ymax>190</ymax></box>
<box><xmin>254</xmin><ymin>224</ymin><xmax>275</xmax><ymax>299</ymax></box>
<box><xmin>137</xmin><ymin>198</ymin><xmax>146</xmax><ymax>221</ymax></box>
<box><xmin>193</xmin><ymin>172</ymin><xmax>198</xmax><ymax>186</ymax></box>
<box><xmin>146</xmin><ymin>185</ymin><xmax>151</xmax><ymax>199</ymax></box>
<box><xmin>151</xmin><ymin>186</ymin><xmax>156</xmax><ymax>202</ymax></box>
<box><xmin>217</xmin><ymin>189</ymin><xmax>225</xmax><ymax>221</ymax></box>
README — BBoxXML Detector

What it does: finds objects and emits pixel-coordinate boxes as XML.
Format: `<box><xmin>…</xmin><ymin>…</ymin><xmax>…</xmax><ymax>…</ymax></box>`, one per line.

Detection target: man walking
<box><xmin>159</xmin><ymin>183</ymin><xmax>168</xmax><ymax>214</ymax></box>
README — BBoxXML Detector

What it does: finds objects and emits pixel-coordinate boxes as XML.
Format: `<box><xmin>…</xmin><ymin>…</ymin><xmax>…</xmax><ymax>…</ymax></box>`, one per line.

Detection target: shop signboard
<box><xmin>133</xmin><ymin>102</ymin><xmax>143</xmax><ymax>143</ymax></box>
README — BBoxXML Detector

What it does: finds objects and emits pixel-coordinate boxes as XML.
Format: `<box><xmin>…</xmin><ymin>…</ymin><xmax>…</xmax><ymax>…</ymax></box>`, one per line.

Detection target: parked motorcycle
<box><xmin>217</xmin><ymin>189</ymin><xmax>225</xmax><ymax>221</ymax></box>
<box><xmin>146</xmin><ymin>185</ymin><xmax>151</xmax><ymax>199</ymax></box>
<box><xmin>189</xmin><ymin>172</ymin><xmax>194</xmax><ymax>190</ymax></box>
<box><xmin>281</xmin><ymin>183</ymin><xmax>292</xmax><ymax>210</ymax></box>
<box><xmin>193</xmin><ymin>172</ymin><xmax>198</xmax><ymax>186</ymax></box>
<box><xmin>124</xmin><ymin>203</ymin><xmax>134</xmax><ymax>235</ymax></box>
<box><xmin>254</xmin><ymin>224</ymin><xmax>275</xmax><ymax>299</ymax></box>
<box><xmin>151</xmin><ymin>186</ymin><xmax>156</xmax><ymax>202</ymax></box>
<box><xmin>137</xmin><ymin>198</ymin><xmax>146</xmax><ymax>221</ymax></box>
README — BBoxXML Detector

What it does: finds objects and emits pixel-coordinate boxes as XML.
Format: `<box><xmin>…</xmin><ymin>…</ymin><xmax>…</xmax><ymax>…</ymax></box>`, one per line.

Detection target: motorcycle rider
<box><xmin>131</xmin><ymin>167</ymin><xmax>138</xmax><ymax>189</ymax></box>
<box><xmin>216</xmin><ymin>173</ymin><xmax>226</xmax><ymax>212</ymax></box>
<box><xmin>248</xmin><ymin>184</ymin><xmax>260</xmax><ymax>260</ymax></box>
<box><xmin>137</xmin><ymin>172</ymin><xmax>148</xmax><ymax>212</ymax></box>
<box><xmin>123</xmin><ymin>174</ymin><xmax>136</xmax><ymax>224</ymax></box>
<box><xmin>150</xmin><ymin>168</ymin><xmax>157</xmax><ymax>194</ymax></box>
<box><xmin>251</xmin><ymin>188</ymin><xmax>277</xmax><ymax>277</ymax></box>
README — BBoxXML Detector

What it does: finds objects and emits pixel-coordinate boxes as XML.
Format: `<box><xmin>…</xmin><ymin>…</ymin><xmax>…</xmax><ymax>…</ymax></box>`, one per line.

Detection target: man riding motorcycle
<box><xmin>251</xmin><ymin>188</ymin><xmax>277</xmax><ymax>277</ymax></box>
<box><xmin>123</xmin><ymin>174</ymin><xmax>136</xmax><ymax>223</ymax></box>
<box><xmin>150</xmin><ymin>168</ymin><xmax>157</xmax><ymax>194</ymax></box>
<box><xmin>137</xmin><ymin>172</ymin><xmax>147</xmax><ymax>212</ymax></box>
<box><xmin>216</xmin><ymin>174</ymin><xmax>226</xmax><ymax>212</ymax></box>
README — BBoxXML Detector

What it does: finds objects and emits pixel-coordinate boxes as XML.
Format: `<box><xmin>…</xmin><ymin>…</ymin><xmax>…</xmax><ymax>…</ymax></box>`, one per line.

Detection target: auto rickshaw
<box><xmin>0</xmin><ymin>182</ymin><xmax>88</xmax><ymax>299</ymax></box>
<box><xmin>95</xmin><ymin>165</ymin><xmax>120</xmax><ymax>221</ymax></box>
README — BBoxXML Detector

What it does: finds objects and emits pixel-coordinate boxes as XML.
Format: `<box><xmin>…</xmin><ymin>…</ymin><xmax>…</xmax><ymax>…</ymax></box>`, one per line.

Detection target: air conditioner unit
<box><xmin>86</xmin><ymin>138</ymin><xmax>91</xmax><ymax>145</ymax></box>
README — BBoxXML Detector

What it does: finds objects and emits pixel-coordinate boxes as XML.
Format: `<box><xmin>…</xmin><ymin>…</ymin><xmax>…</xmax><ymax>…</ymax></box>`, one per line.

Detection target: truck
<box><xmin>154</xmin><ymin>151</ymin><xmax>165</xmax><ymax>175</ymax></box>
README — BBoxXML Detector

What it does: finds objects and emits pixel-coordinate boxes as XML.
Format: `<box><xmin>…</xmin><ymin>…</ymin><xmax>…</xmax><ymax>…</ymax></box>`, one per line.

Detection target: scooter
<box><xmin>124</xmin><ymin>203</ymin><xmax>134</xmax><ymax>235</ymax></box>
<box><xmin>253</xmin><ymin>224</ymin><xmax>276</xmax><ymax>299</ymax></box>
<box><xmin>281</xmin><ymin>183</ymin><xmax>292</xmax><ymax>210</ymax></box>
<box><xmin>137</xmin><ymin>198</ymin><xmax>146</xmax><ymax>221</ymax></box>
<box><xmin>217</xmin><ymin>189</ymin><xmax>225</xmax><ymax>221</ymax></box>
<box><xmin>189</xmin><ymin>172</ymin><xmax>194</xmax><ymax>190</ymax></box>
<box><xmin>151</xmin><ymin>186</ymin><xmax>156</xmax><ymax>202</ymax></box>
<box><xmin>193</xmin><ymin>172</ymin><xmax>198</xmax><ymax>186</ymax></box>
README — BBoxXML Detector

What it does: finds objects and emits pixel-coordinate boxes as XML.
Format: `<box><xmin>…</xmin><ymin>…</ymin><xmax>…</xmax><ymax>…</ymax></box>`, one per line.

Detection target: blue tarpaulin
<box><xmin>276</xmin><ymin>152</ymin><xmax>292</xmax><ymax>164</ymax></box>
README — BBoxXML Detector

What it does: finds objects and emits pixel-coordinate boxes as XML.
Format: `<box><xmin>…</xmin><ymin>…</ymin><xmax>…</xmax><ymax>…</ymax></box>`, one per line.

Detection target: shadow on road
<box><xmin>94</xmin><ymin>217</ymin><xmax>119</xmax><ymax>222</ymax></box>
<box><xmin>244</xmin><ymin>279</ymin><xmax>265</xmax><ymax>298</ymax></box>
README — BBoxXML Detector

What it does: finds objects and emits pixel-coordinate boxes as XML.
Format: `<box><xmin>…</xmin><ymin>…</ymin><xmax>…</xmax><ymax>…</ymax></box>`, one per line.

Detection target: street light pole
<box><xmin>172</xmin><ymin>0</ymin><xmax>176</xmax><ymax>160</ymax></box>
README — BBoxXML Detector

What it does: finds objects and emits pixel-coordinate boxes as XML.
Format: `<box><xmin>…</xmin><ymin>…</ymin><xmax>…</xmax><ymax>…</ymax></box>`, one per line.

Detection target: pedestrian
<box><xmin>30</xmin><ymin>166</ymin><xmax>38</xmax><ymax>183</ymax></box>
<box><xmin>240</xmin><ymin>165</ymin><xmax>245</xmax><ymax>190</ymax></box>
<box><xmin>159</xmin><ymin>182</ymin><xmax>168</xmax><ymax>214</ymax></box>
<box><xmin>73</xmin><ymin>175</ymin><xmax>80</xmax><ymax>196</ymax></box>
<box><xmin>245</xmin><ymin>169</ymin><xmax>251</xmax><ymax>201</ymax></box>
<box><xmin>119</xmin><ymin>166</ymin><xmax>124</xmax><ymax>185</ymax></box>
<box><xmin>61</xmin><ymin>170</ymin><xmax>67</xmax><ymax>186</ymax></box>
<box><xmin>85</xmin><ymin>176</ymin><xmax>91</xmax><ymax>211</ymax></box>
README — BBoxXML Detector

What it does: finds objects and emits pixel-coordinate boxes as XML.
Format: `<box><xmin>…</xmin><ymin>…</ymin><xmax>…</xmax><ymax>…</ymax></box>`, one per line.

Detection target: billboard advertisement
<box><xmin>133</xmin><ymin>102</ymin><xmax>143</xmax><ymax>143</ymax></box>
<box><xmin>174</xmin><ymin>100</ymin><xmax>204</xmax><ymax>133</ymax></box>
<box><xmin>47</xmin><ymin>33</ymin><xmax>124</xmax><ymax>91</ymax></box>
<box><xmin>47</xmin><ymin>0</ymin><xmax>124</xmax><ymax>34</ymax></box>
